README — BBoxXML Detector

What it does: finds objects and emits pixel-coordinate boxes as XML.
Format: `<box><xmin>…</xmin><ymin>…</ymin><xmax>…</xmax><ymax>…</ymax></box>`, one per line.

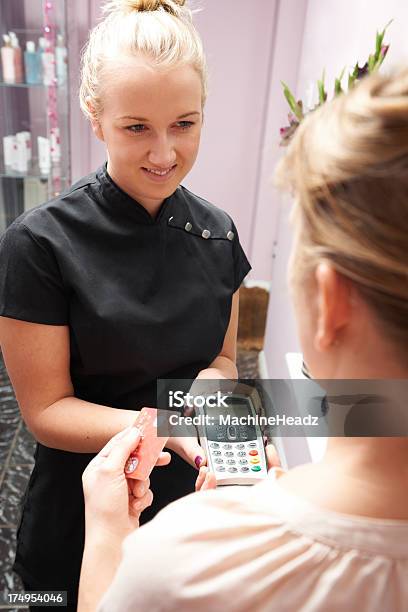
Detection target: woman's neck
<box><xmin>324</xmin><ymin>437</ymin><xmax>408</xmax><ymax>476</ymax></box>
<box><xmin>278</xmin><ymin>437</ymin><xmax>408</xmax><ymax>520</ymax></box>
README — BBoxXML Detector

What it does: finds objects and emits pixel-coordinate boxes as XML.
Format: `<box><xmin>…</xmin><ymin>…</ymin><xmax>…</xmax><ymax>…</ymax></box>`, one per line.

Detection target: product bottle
<box><xmin>24</xmin><ymin>41</ymin><xmax>42</xmax><ymax>85</ymax></box>
<box><xmin>3</xmin><ymin>135</ymin><xmax>16</xmax><ymax>170</ymax></box>
<box><xmin>16</xmin><ymin>131</ymin><xmax>32</xmax><ymax>167</ymax></box>
<box><xmin>9</xmin><ymin>32</ymin><xmax>24</xmax><ymax>83</ymax></box>
<box><xmin>55</xmin><ymin>34</ymin><xmax>68</xmax><ymax>86</ymax></box>
<box><xmin>16</xmin><ymin>132</ymin><xmax>29</xmax><ymax>173</ymax></box>
<box><xmin>37</xmin><ymin>136</ymin><xmax>51</xmax><ymax>175</ymax></box>
<box><xmin>40</xmin><ymin>38</ymin><xmax>56</xmax><ymax>86</ymax></box>
<box><xmin>1</xmin><ymin>34</ymin><xmax>16</xmax><ymax>83</ymax></box>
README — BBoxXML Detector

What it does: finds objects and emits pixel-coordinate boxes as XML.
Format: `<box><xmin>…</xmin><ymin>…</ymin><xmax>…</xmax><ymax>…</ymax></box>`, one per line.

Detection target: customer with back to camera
<box><xmin>0</xmin><ymin>0</ymin><xmax>282</xmax><ymax>609</ymax></box>
<box><xmin>79</xmin><ymin>65</ymin><xmax>408</xmax><ymax>611</ymax></box>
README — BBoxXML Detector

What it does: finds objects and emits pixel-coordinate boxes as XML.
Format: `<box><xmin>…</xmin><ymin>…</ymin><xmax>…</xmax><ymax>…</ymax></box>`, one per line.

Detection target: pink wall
<box><xmin>183</xmin><ymin>0</ymin><xmax>277</xmax><ymax>250</ymax></box>
<box><xmin>249</xmin><ymin>0</ymin><xmax>308</xmax><ymax>280</ymax></box>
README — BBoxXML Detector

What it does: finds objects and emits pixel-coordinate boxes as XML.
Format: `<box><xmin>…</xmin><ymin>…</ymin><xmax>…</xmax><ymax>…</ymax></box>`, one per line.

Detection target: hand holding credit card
<box><xmin>124</xmin><ymin>407</ymin><xmax>169</xmax><ymax>480</ymax></box>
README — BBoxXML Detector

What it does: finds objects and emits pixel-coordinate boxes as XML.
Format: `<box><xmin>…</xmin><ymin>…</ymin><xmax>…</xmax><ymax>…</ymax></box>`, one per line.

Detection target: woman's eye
<box><xmin>176</xmin><ymin>121</ymin><xmax>194</xmax><ymax>130</ymax></box>
<box><xmin>127</xmin><ymin>124</ymin><xmax>147</xmax><ymax>134</ymax></box>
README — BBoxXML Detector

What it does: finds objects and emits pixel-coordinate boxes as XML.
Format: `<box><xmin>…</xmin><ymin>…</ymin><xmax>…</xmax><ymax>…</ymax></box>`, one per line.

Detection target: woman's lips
<box><xmin>141</xmin><ymin>165</ymin><xmax>177</xmax><ymax>183</ymax></box>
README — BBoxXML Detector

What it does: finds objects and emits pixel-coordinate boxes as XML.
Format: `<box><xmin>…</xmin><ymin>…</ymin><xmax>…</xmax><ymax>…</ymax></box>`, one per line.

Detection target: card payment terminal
<box><xmin>195</xmin><ymin>386</ymin><xmax>268</xmax><ymax>486</ymax></box>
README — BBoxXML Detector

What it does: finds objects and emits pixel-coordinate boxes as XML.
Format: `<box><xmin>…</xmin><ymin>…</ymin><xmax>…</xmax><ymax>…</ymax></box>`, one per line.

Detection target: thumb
<box><xmin>265</xmin><ymin>443</ymin><xmax>281</xmax><ymax>470</ymax></box>
<box><xmin>104</xmin><ymin>427</ymin><xmax>142</xmax><ymax>471</ymax></box>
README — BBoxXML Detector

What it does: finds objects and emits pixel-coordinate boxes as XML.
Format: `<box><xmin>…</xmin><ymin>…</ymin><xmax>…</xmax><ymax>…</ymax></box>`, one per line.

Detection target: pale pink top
<box><xmin>98</xmin><ymin>468</ymin><xmax>408</xmax><ymax>612</ymax></box>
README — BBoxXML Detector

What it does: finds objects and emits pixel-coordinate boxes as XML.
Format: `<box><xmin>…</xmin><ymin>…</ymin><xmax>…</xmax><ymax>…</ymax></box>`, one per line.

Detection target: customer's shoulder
<box><xmin>147</xmin><ymin>480</ymin><xmax>286</xmax><ymax>542</ymax></box>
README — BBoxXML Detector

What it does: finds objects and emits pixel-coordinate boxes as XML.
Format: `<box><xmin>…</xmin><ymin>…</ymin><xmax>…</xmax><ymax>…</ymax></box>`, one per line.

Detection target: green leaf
<box><xmin>375</xmin><ymin>20</ymin><xmax>392</xmax><ymax>63</ymax></box>
<box><xmin>334</xmin><ymin>66</ymin><xmax>345</xmax><ymax>95</ymax></box>
<box><xmin>368</xmin><ymin>53</ymin><xmax>376</xmax><ymax>73</ymax></box>
<box><xmin>317</xmin><ymin>70</ymin><xmax>327</xmax><ymax>105</ymax></box>
<box><xmin>375</xmin><ymin>30</ymin><xmax>382</xmax><ymax>61</ymax></box>
<box><xmin>348</xmin><ymin>73</ymin><xmax>355</xmax><ymax>89</ymax></box>
<box><xmin>281</xmin><ymin>81</ymin><xmax>304</xmax><ymax>120</ymax></box>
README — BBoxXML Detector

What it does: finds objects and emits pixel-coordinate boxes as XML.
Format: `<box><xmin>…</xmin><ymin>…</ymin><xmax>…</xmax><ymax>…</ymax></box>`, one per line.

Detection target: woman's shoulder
<box><xmin>106</xmin><ymin>477</ymin><xmax>408</xmax><ymax>612</ymax></box>
<box><xmin>128</xmin><ymin>476</ymin><xmax>290</xmax><ymax>552</ymax></box>
<box><xmin>131</xmin><ymin>469</ymin><xmax>408</xmax><ymax>559</ymax></box>
<box><xmin>176</xmin><ymin>185</ymin><xmax>237</xmax><ymax>238</ymax></box>
<box><xmin>3</xmin><ymin>170</ymin><xmax>99</xmax><ymax>242</ymax></box>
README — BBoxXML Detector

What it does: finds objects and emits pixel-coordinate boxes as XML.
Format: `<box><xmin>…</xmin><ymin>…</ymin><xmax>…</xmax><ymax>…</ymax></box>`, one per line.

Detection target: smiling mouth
<box><xmin>143</xmin><ymin>165</ymin><xmax>177</xmax><ymax>176</ymax></box>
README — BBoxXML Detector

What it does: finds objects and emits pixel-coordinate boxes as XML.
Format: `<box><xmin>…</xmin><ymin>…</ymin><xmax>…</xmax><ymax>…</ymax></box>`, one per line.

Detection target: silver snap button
<box><xmin>185</xmin><ymin>222</ymin><xmax>192</xmax><ymax>232</ymax></box>
<box><xmin>168</xmin><ymin>216</ymin><xmax>174</xmax><ymax>224</ymax></box>
<box><xmin>227</xmin><ymin>230</ymin><xmax>234</xmax><ymax>241</ymax></box>
<box><xmin>202</xmin><ymin>229</ymin><xmax>211</xmax><ymax>239</ymax></box>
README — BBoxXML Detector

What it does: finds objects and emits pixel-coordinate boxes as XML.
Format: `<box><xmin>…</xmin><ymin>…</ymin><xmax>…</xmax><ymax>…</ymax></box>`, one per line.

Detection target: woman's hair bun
<box><xmin>103</xmin><ymin>0</ymin><xmax>186</xmax><ymax>15</ymax></box>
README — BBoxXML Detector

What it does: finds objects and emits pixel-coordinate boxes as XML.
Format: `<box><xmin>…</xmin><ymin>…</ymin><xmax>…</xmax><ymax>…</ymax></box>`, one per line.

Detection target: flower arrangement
<box><xmin>279</xmin><ymin>21</ymin><xmax>392</xmax><ymax>146</ymax></box>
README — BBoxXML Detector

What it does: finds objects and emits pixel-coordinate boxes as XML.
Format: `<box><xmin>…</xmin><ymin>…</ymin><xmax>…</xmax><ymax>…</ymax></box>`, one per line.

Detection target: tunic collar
<box><xmin>95</xmin><ymin>162</ymin><xmax>175</xmax><ymax>225</ymax></box>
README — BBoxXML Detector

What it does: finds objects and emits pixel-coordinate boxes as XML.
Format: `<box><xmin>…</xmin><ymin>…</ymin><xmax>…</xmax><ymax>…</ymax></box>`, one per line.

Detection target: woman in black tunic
<box><xmin>0</xmin><ymin>0</ymin><xmax>251</xmax><ymax>610</ymax></box>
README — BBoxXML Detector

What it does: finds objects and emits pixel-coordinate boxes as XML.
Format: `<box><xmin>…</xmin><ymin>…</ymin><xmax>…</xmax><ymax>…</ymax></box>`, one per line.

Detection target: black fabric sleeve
<box><xmin>0</xmin><ymin>221</ymin><xmax>69</xmax><ymax>325</ymax></box>
<box><xmin>231</xmin><ymin>220</ymin><xmax>252</xmax><ymax>292</ymax></box>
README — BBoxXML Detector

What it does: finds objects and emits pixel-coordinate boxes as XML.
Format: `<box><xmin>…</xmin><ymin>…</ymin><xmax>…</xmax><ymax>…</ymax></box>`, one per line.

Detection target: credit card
<box><xmin>124</xmin><ymin>407</ymin><xmax>169</xmax><ymax>480</ymax></box>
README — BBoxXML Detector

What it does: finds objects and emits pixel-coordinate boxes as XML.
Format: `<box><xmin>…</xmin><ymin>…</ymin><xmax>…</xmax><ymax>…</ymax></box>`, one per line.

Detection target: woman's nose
<box><xmin>148</xmin><ymin>135</ymin><xmax>177</xmax><ymax>168</ymax></box>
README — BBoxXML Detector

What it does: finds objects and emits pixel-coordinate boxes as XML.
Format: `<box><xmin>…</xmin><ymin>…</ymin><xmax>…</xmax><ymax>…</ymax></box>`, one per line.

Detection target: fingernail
<box><xmin>125</xmin><ymin>457</ymin><xmax>139</xmax><ymax>473</ymax></box>
<box><xmin>195</xmin><ymin>456</ymin><xmax>203</xmax><ymax>469</ymax></box>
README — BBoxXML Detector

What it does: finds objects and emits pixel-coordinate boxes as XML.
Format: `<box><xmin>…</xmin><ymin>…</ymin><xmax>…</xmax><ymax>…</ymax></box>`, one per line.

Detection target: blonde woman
<box><xmin>81</xmin><ymin>67</ymin><xmax>408</xmax><ymax>611</ymax></box>
<box><xmin>0</xmin><ymin>1</ymin><xmax>254</xmax><ymax>609</ymax></box>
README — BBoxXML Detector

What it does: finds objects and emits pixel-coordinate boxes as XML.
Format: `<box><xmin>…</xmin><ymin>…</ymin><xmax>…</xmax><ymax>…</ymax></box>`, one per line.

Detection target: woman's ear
<box><xmin>314</xmin><ymin>262</ymin><xmax>351</xmax><ymax>352</ymax></box>
<box><xmin>86</xmin><ymin>97</ymin><xmax>105</xmax><ymax>142</ymax></box>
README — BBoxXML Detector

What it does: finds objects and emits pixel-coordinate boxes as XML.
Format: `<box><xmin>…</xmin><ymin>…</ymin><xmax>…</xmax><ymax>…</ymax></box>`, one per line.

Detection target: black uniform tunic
<box><xmin>0</xmin><ymin>163</ymin><xmax>251</xmax><ymax>609</ymax></box>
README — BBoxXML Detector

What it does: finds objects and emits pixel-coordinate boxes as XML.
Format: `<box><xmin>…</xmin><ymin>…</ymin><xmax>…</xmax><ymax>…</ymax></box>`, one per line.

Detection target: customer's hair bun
<box><xmin>103</xmin><ymin>0</ymin><xmax>186</xmax><ymax>15</ymax></box>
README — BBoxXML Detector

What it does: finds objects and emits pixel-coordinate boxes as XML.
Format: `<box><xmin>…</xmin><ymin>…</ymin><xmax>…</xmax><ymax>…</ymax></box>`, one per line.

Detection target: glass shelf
<box><xmin>0</xmin><ymin>156</ymin><xmax>66</xmax><ymax>181</ymax></box>
<box><xmin>0</xmin><ymin>81</ymin><xmax>68</xmax><ymax>90</ymax></box>
<box><xmin>10</xmin><ymin>28</ymin><xmax>44</xmax><ymax>35</ymax></box>
<box><xmin>0</xmin><ymin>170</ymin><xmax>67</xmax><ymax>181</ymax></box>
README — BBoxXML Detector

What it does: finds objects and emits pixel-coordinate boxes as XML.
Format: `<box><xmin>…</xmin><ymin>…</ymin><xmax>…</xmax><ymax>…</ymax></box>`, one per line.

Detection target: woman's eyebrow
<box><xmin>177</xmin><ymin>111</ymin><xmax>201</xmax><ymax>119</ymax></box>
<box><xmin>118</xmin><ymin>111</ymin><xmax>201</xmax><ymax>121</ymax></box>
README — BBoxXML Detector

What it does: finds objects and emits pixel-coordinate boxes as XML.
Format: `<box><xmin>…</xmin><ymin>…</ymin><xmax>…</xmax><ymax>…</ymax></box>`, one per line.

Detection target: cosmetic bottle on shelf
<box><xmin>40</xmin><ymin>37</ymin><xmax>56</xmax><ymax>86</ymax></box>
<box><xmin>16</xmin><ymin>132</ymin><xmax>32</xmax><ymax>168</ymax></box>
<box><xmin>22</xmin><ymin>131</ymin><xmax>32</xmax><ymax>164</ymax></box>
<box><xmin>16</xmin><ymin>133</ymin><xmax>29</xmax><ymax>173</ymax></box>
<box><xmin>24</xmin><ymin>41</ymin><xmax>42</xmax><ymax>85</ymax></box>
<box><xmin>9</xmin><ymin>32</ymin><xmax>24</xmax><ymax>83</ymax></box>
<box><xmin>1</xmin><ymin>34</ymin><xmax>16</xmax><ymax>83</ymax></box>
<box><xmin>3</xmin><ymin>135</ymin><xmax>16</xmax><ymax>170</ymax></box>
<box><xmin>38</xmin><ymin>136</ymin><xmax>51</xmax><ymax>175</ymax></box>
<box><xmin>56</xmin><ymin>34</ymin><xmax>68</xmax><ymax>86</ymax></box>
